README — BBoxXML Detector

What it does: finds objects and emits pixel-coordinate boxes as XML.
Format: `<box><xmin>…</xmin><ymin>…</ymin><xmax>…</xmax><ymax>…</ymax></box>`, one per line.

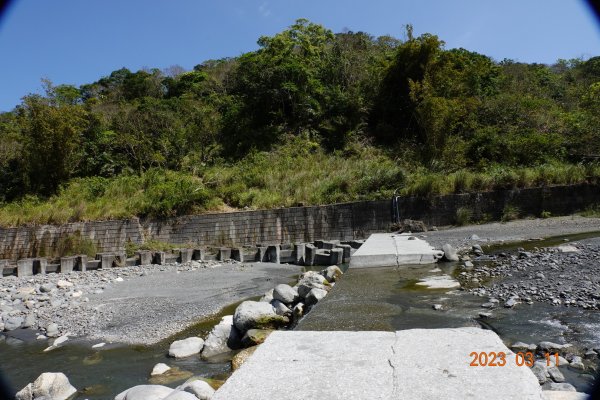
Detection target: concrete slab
<box><xmin>391</xmin><ymin>328</ymin><xmax>544</xmax><ymax>399</ymax></box>
<box><xmin>213</xmin><ymin>328</ymin><xmax>545</xmax><ymax>400</ymax></box>
<box><xmin>350</xmin><ymin>233</ymin><xmax>443</xmax><ymax>268</ymax></box>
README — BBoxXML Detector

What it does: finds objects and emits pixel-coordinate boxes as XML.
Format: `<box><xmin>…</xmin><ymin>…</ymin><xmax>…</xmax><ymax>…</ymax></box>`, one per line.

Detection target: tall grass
<box><xmin>0</xmin><ymin>140</ymin><xmax>598</xmax><ymax>227</ymax></box>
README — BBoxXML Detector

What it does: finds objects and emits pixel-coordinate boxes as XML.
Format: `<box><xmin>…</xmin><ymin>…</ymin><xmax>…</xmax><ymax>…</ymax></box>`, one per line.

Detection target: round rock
<box><xmin>272</xmin><ymin>284</ymin><xmax>299</xmax><ymax>304</ymax></box>
<box><xmin>168</xmin><ymin>337</ymin><xmax>205</xmax><ymax>358</ymax></box>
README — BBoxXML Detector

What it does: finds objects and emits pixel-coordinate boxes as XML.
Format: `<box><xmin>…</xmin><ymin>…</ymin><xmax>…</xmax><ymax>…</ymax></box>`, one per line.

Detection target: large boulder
<box><xmin>201</xmin><ymin>315</ymin><xmax>242</xmax><ymax>359</ymax></box>
<box><xmin>150</xmin><ymin>363</ymin><xmax>171</xmax><ymax>376</ymax></box>
<box><xmin>163</xmin><ymin>391</ymin><xmax>198</xmax><ymax>400</ymax></box>
<box><xmin>297</xmin><ymin>271</ymin><xmax>330</xmax><ymax>298</ymax></box>
<box><xmin>4</xmin><ymin>316</ymin><xmax>23</xmax><ymax>331</ymax></box>
<box><xmin>297</xmin><ymin>282</ymin><xmax>328</xmax><ymax>299</ymax></box>
<box><xmin>299</xmin><ymin>271</ymin><xmax>328</xmax><ymax>286</ymax></box>
<box><xmin>321</xmin><ymin>265</ymin><xmax>343</xmax><ymax>283</ymax></box>
<box><xmin>178</xmin><ymin>380</ymin><xmax>215</xmax><ymax>400</ymax></box>
<box><xmin>270</xmin><ymin>299</ymin><xmax>291</xmax><ymax>316</ymax></box>
<box><xmin>442</xmin><ymin>244</ymin><xmax>459</xmax><ymax>262</ymax></box>
<box><xmin>272</xmin><ymin>284</ymin><xmax>299</xmax><ymax>304</ymax></box>
<box><xmin>241</xmin><ymin>329</ymin><xmax>273</xmax><ymax>347</ymax></box>
<box><xmin>168</xmin><ymin>337</ymin><xmax>205</xmax><ymax>358</ymax></box>
<box><xmin>233</xmin><ymin>301</ymin><xmax>288</xmax><ymax>332</ymax></box>
<box><xmin>305</xmin><ymin>288</ymin><xmax>328</xmax><ymax>306</ymax></box>
<box><xmin>16</xmin><ymin>372</ymin><xmax>77</xmax><ymax>400</ymax></box>
<box><xmin>115</xmin><ymin>385</ymin><xmax>173</xmax><ymax>400</ymax></box>
<box><xmin>259</xmin><ymin>289</ymin><xmax>274</xmax><ymax>303</ymax></box>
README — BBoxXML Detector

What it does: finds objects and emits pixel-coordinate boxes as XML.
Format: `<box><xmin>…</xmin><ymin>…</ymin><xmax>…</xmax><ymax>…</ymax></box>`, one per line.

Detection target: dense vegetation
<box><xmin>1</xmin><ymin>20</ymin><xmax>599</xmax><ymax>226</ymax></box>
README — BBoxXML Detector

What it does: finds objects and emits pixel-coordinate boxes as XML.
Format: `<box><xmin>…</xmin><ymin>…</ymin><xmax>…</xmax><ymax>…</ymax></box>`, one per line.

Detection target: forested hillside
<box><xmin>1</xmin><ymin>20</ymin><xmax>599</xmax><ymax>225</ymax></box>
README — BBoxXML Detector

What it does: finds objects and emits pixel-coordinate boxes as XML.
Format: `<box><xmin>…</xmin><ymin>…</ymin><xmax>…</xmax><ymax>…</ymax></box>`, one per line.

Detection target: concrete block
<box><xmin>0</xmin><ymin>259</ymin><xmax>8</xmax><ymax>278</ymax></box>
<box><xmin>280</xmin><ymin>249</ymin><xmax>294</xmax><ymax>263</ymax></box>
<box><xmin>349</xmin><ymin>240</ymin><xmax>364</xmax><ymax>249</ymax></box>
<box><xmin>60</xmin><ymin>256</ymin><xmax>76</xmax><ymax>273</ymax></box>
<box><xmin>329</xmin><ymin>248</ymin><xmax>343</xmax><ymax>265</ymax></box>
<box><xmin>16</xmin><ymin>259</ymin><xmax>33</xmax><ymax>277</ymax></box>
<box><xmin>179</xmin><ymin>248</ymin><xmax>194</xmax><ymax>263</ymax></box>
<box><xmin>203</xmin><ymin>253</ymin><xmax>218</xmax><ymax>261</ymax></box>
<box><xmin>33</xmin><ymin>258</ymin><xmax>47</xmax><ymax>275</ymax></box>
<box><xmin>231</xmin><ymin>248</ymin><xmax>244</xmax><ymax>262</ymax></box>
<box><xmin>305</xmin><ymin>244</ymin><xmax>317</xmax><ymax>266</ymax></box>
<box><xmin>314</xmin><ymin>240</ymin><xmax>325</xmax><ymax>249</ymax></box>
<box><xmin>86</xmin><ymin>260</ymin><xmax>100</xmax><ymax>270</ymax></box>
<box><xmin>125</xmin><ymin>257</ymin><xmax>137</xmax><ymax>267</ymax></box>
<box><xmin>154</xmin><ymin>251</ymin><xmax>167</xmax><ymax>265</ymax></box>
<box><xmin>314</xmin><ymin>250</ymin><xmax>330</xmax><ymax>266</ymax></box>
<box><xmin>75</xmin><ymin>255</ymin><xmax>87</xmax><ymax>272</ymax></box>
<box><xmin>322</xmin><ymin>240</ymin><xmax>339</xmax><ymax>250</ymax></box>
<box><xmin>115</xmin><ymin>252</ymin><xmax>127</xmax><ymax>267</ymax></box>
<box><xmin>192</xmin><ymin>249</ymin><xmax>204</xmax><ymax>261</ymax></box>
<box><xmin>267</xmin><ymin>245</ymin><xmax>280</xmax><ymax>263</ymax></box>
<box><xmin>243</xmin><ymin>248</ymin><xmax>258</xmax><ymax>261</ymax></box>
<box><xmin>99</xmin><ymin>254</ymin><xmax>116</xmax><ymax>269</ymax></box>
<box><xmin>46</xmin><ymin>263</ymin><xmax>59</xmax><ymax>273</ymax></box>
<box><xmin>336</xmin><ymin>244</ymin><xmax>352</xmax><ymax>263</ymax></box>
<box><xmin>219</xmin><ymin>247</ymin><xmax>232</xmax><ymax>261</ymax></box>
<box><xmin>294</xmin><ymin>243</ymin><xmax>305</xmax><ymax>265</ymax></box>
<box><xmin>136</xmin><ymin>250</ymin><xmax>153</xmax><ymax>266</ymax></box>
<box><xmin>257</xmin><ymin>246</ymin><xmax>268</xmax><ymax>262</ymax></box>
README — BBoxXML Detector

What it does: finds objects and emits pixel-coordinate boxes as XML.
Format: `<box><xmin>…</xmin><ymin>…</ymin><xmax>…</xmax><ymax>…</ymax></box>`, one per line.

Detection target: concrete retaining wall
<box><xmin>1</xmin><ymin>183</ymin><xmax>599</xmax><ymax>261</ymax></box>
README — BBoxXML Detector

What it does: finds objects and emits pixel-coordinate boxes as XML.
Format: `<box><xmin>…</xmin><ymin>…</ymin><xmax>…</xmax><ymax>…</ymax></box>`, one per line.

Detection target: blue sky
<box><xmin>0</xmin><ymin>0</ymin><xmax>599</xmax><ymax>111</ymax></box>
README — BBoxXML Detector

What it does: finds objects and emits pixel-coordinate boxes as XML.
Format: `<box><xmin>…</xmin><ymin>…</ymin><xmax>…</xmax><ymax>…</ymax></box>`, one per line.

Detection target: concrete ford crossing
<box><xmin>349</xmin><ymin>233</ymin><xmax>444</xmax><ymax>268</ymax></box>
<box><xmin>213</xmin><ymin>328</ymin><xmax>546</xmax><ymax>400</ymax></box>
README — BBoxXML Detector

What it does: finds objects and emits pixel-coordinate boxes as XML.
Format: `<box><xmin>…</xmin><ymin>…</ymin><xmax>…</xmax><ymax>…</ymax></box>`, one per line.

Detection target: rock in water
<box><xmin>232</xmin><ymin>346</ymin><xmax>258</xmax><ymax>371</ymax></box>
<box><xmin>272</xmin><ymin>284</ymin><xmax>299</xmax><ymax>304</ymax></box>
<box><xmin>321</xmin><ymin>265</ymin><xmax>343</xmax><ymax>282</ymax></box>
<box><xmin>305</xmin><ymin>288</ymin><xmax>328</xmax><ymax>306</ymax></box>
<box><xmin>179</xmin><ymin>379</ymin><xmax>216</xmax><ymax>400</ymax></box>
<box><xmin>46</xmin><ymin>323</ymin><xmax>59</xmax><ymax>338</ymax></box>
<box><xmin>114</xmin><ymin>384</ymin><xmax>174</xmax><ymax>400</ymax></box>
<box><xmin>241</xmin><ymin>329</ymin><xmax>273</xmax><ymax>347</ymax></box>
<box><xmin>168</xmin><ymin>337</ymin><xmax>205</xmax><ymax>358</ymax></box>
<box><xmin>4</xmin><ymin>316</ymin><xmax>23</xmax><ymax>331</ymax></box>
<box><xmin>442</xmin><ymin>244</ymin><xmax>459</xmax><ymax>261</ymax></box>
<box><xmin>16</xmin><ymin>372</ymin><xmax>77</xmax><ymax>400</ymax></box>
<box><xmin>150</xmin><ymin>363</ymin><xmax>171</xmax><ymax>376</ymax></box>
<box><xmin>233</xmin><ymin>301</ymin><xmax>288</xmax><ymax>332</ymax></box>
<box><xmin>201</xmin><ymin>315</ymin><xmax>242</xmax><ymax>358</ymax></box>
<box><xmin>271</xmin><ymin>299</ymin><xmax>291</xmax><ymax>316</ymax></box>
<box><xmin>163</xmin><ymin>391</ymin><xmax>199</xmax><ymax>400</ymax></box>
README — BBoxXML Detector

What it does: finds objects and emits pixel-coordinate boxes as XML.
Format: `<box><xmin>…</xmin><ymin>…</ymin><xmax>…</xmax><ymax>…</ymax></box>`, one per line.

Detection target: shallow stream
<box><xmin>2</xmin><ymin>233</ymin><xmax>600</xmax><ymax>397</ymax></box>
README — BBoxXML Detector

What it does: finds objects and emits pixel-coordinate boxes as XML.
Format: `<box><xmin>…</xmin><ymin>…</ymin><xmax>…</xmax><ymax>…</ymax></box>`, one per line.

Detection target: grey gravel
<box><xmin>0</xmin><ymin>259</ymin><xmax>301</xmax><ymax>345</ymax></box>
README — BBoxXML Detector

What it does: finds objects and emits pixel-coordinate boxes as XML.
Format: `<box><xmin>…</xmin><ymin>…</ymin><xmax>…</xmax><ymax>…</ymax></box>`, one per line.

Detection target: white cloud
<box><xmin>258</xmin><ymin>1</ymin><xmax>272</xmax><ymax>17</ymax></box>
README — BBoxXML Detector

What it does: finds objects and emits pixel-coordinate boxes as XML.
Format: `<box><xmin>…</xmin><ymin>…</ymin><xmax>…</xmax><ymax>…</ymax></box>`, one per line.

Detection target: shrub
<box><xmin>455</xmin><ymin>207</ymin><xmax>473</xmax><ymax>226</ymax></box>
<box><xmin>501</xmin><ymin>205</ymin><xmax>520</xmax><ymax>222</ymax></box>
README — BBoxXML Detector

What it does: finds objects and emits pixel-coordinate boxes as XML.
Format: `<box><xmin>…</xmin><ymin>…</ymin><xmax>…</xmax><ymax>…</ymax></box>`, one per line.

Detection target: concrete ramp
<box><xmin>213</xmin><ymin>328</ymin><xmax>545</xmax><ymax>400</ymax></box>
<box><xmin>350</xmin><ymin>233</ymin><xmax>443</xmax><ymax>268</ymax></box>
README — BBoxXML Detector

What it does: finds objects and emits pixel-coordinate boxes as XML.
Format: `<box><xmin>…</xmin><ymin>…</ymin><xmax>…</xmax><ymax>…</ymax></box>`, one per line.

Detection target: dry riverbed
<box><xmin>0</xmin><ymin>260</ymin><xmax>301</xmax><ymax>345</ymax></box>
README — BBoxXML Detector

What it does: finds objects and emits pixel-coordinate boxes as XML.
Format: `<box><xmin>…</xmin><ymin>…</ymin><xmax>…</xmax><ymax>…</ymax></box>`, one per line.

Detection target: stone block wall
<box><xmin>0</xmin><ymin>183</ymin><xmax>598</xmax><ymax>261</ymax></box>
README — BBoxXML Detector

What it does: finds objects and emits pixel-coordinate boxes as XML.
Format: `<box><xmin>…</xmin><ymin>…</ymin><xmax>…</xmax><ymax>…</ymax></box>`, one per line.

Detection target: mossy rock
<box><xmin>197</xmin><ymin>377</ymin><xmax>227</xmax><ymax>390</ymax></box>
<box><xmin>252</xmin><ymin>315</ymin><xmax>289</xmax><ymax>330</ymax></box>
<box><xmin>241</xmin><ymin>329</ymin><xmax>273</xmax><ymax>347</ymax></box>
<box><xmin>82</xmin><ymin>352</ymin><xmax>103</xmax><ymax>366</ymax></box>
<box><xmin>232</xmin><ymin>346</ymin><xmax>259</xmax><ymax>371</ymax></box>
<box><xmin>148</xmin><ymin>367</ymin><xmax>193</xmax><ymax>385</ymax></box>
<box><xmin>80</xmin><ymin>384</ymin><xmax>109</xmax><ymax>396</ymax></box>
